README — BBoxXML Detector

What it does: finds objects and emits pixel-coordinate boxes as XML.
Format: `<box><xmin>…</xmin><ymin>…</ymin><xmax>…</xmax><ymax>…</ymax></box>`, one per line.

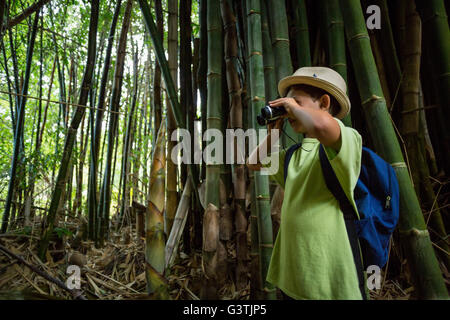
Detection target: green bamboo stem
<box><xmin>198</xmin><ymin>0</ymin><xmax>208</xmax><ymax>181</ymax></box>
<box><xmin>261</xmin><ymin>0</ymin><xmax>277</xmax><ymax>102</ymax></box>
<box><xmin>138</xmin><ymin>0</ymin><xmax>200</xmax><ymax>204</ymax></box>
<box><xmin>200</xmin><ymin>0</ymin><xmax>223</xmax><ymax>299</ymax></box>
<box><xmin>249</xmin><ymin>176</ymin><xmax>263</xmax><ymax>299</ymax></box>
<box><xmin>373</xmin><ymin>0</ymin><xmax>402</xmax><ymax>110</ymax></box>
<box><xmin>399</xmin><ymin>3</ymin><xmax>450</xmax><ymax>270</ymax></box>
<box><xmin>88</xmin><ymin>0</ymin><xmax>122</xmax><ymax>240</ymax></box>
<box><xmin>340</xmin><ymin>0</ymin><xmax>448</xmax><ymax>299</ymax></box>
<box><xmin>246</xmin><ymin>0</ymin><xmax>276</xmax><ymax>300</ymax></box>
<box><xmin>291</xmin><ymin>0</ymin><xmax>311</xmax><ymax>68</ymax></box>
<box><xmin>322</xmin><ymin>0</ymin><xmax>351</xmax><ymax>126</ymax></box>
<box><xmin>261</xmin><ymin>0</ymin><xmax>283</xmax><ymax>242</ymax></box>
<box><xmin>265</xmin><ymin>0</ymin><xmax>300</xmax><ymax>147</ymax></box>
<box><xmin>416</xmin><ymin>0</ymin><xmax>450</xmax><ymax>125</ymax></box>
<box><xmin>152</xmin><ymin>0</ymin><xmax>163</xmax><ymax>141</ymax></box>
<box><xmin>165</xmin><ymin>0</ymin><xmax>179</xmax><ymax>239</ymax></box>
<box><xmin>2</xmin><ymin>9</ymin><xmax>40</xmax><ymax>233</ymax></box>
<box><xmin>38</xmin><ymin>0</ymin><xmax>99</xmax><ymax>259</ymax></box>
<box><xmin>97</xmin><ymin>0</ymin><xmax>133</xmax><ymax>246</ymax></box>
<box><xmin>220</xmin><ymin>0</ymin><xmax>248</xmax><ymax>291</ymax></box>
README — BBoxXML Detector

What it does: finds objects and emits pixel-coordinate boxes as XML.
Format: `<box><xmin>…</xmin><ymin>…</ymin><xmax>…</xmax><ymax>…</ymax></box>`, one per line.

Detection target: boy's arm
<box><xmin>246</xmin><ymin>119</ymin><xmax>283</xmax><ymax>171</ymax></box>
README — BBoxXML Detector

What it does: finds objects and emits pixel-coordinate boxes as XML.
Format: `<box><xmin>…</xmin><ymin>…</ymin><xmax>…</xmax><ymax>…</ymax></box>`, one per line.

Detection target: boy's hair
<box><xmin>288</xmin><ymin>84</ymin><xmax>340</xmax><ymax>117</ymax></box>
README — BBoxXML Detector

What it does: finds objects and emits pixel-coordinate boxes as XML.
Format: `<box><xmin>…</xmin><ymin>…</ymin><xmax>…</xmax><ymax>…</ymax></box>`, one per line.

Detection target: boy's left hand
<box><xmin>268</xmin><ymin>97</ymin><xmax>301</xmax><ymax>120</ymax></box>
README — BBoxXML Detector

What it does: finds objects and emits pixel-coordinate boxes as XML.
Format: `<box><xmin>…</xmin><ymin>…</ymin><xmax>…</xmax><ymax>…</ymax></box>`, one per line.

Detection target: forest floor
<box><xmin>0</xmin><ymin>216</ymin><xmax>435</xmax><ymax>300</ymax></box>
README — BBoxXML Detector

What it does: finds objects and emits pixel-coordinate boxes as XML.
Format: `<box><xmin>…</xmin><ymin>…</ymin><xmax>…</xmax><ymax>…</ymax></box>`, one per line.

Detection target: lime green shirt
<box><xmin>265</xmin><ymin>118</ymin><xmax>363</xmax><ymax>299</ymax></box>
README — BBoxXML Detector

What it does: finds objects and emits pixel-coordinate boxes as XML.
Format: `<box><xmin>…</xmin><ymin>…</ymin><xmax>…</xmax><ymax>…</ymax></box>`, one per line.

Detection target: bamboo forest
<box><xmin>0</xmin><ymin>0</ymin><xmax>449</xmax><ymax>301</ymax></box>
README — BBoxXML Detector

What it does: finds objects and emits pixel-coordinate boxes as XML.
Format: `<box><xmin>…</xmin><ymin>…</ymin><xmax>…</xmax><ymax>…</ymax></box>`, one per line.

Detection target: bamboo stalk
<box><xmin>246</xmin><ymin>0</ymin><xmax>276</xmax><ymax>300</ymax></box>
<box><xmin>340</xmin><ymin>0</ymin><xmax>449</xmax><ymax>299</ymax></box>
<box><xmin>145</xmin><ymin>120</ymin><xmax>169</xmax><ymax>298</ymax></box>
<box><xmin>200</xmin><ymin>0</ymin><xmax>224</xmax><ymax>300</ymax></box>
<box><xmin>322</xmin><ymin>0</ymin><xmax>351</xmax><ymax>126</ymax></box>
<box><xmin>2</xmin><ymin>9</ymin><xmax>40</xmax><ymax>233</ymax></box>
<box><xmin>165</xmin><ymin>179</ymin><xmax>192</xmax><ymax>269</ymax></box>
<box><xmin>416</xmin><ymin>0</ymin><xmax>450</xmax><ymax>125</ymax></box>
<box><xmin>38</xmin><ymin>0</ymin><xmax>99</xmax><ymax>260</ymax></box>
<box><xmin>88</xmin><ymin>0</ymin><xmax>122</xmax><ymax>240</ymax></box>
<box><xmin>220</xmin><ymin>0</ymin><xmax>248</xmax><ymax>291</ymax></box>
<box><xmin>97</xmin><ymin>0</ymin><xmax>133</xmax><ymax>246</ymax></box>
<box><xmin>152</xmin><ymin>0</ymin><xmax>163</xmax><ymax>140</ymax></box>
<box><xmin>291</xmin><ymin>0</ymin><xmax>311</xmax><ymax>68</ymax></box>
<box><xmin>265</xmin><ymin>0</ymin><xmax>300</xmax><ymax>146</ymax></box>
<box><xmin>138</xmin><ymin>0</ymin><xmax>201</xmax><ymax>206</ymax></box>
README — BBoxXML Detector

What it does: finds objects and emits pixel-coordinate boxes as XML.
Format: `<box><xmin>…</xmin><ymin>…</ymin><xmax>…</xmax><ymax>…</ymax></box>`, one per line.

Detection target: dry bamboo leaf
<box><xmin>86</xmin><ymin>273</ymin><xmax>102</xmax><ymax>298</ymax></box>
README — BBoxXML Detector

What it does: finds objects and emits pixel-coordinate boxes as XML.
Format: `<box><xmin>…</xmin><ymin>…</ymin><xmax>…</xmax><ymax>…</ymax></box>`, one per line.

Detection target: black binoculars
<box><xmin>256</xmin><ymin>105</ymin><xmax>287</xmax><ymax>126</ymax></box>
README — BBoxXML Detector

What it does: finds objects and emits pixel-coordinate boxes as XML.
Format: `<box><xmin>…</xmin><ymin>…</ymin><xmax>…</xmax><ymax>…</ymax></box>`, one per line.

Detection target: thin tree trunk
<box><xmin>2</xmin><ymin>0</ymin><xmax>51</xmax><ymax>31</ymax></box>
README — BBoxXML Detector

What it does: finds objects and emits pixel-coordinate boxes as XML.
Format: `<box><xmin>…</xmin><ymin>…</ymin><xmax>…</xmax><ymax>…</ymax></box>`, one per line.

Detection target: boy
<box><xmin>247</xmin><ymin>67</ymin><xmax>364</xmax><ymax>300</ymax></box>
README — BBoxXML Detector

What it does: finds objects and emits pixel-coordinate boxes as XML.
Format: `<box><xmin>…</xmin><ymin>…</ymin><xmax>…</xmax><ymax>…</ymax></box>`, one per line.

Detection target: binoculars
<box><xmin>256</xmin><ymin>105</ymin><xmax>287</xmax><ymax>126</ymax></box>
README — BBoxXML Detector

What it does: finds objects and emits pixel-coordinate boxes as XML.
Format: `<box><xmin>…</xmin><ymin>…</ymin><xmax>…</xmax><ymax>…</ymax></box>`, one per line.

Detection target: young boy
<box><xmin>247</xmin><ymin>67</ymin><xmax>363</xmax><ymax>300</ymax></box>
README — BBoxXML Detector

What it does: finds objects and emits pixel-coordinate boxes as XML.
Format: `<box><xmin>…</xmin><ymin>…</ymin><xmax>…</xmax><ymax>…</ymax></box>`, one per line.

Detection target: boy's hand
<box><xmin>268</xmin><ymin>97</ymin><xmax>301</xmax><ymax>120</ymax></box>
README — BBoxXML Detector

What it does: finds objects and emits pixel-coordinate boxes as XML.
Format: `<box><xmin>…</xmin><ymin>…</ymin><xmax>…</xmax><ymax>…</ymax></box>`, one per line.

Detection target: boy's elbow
<box><xmin>313</xmin><ymin>116</ymin><xmax>340</xmax><ymax>146</ymax></box>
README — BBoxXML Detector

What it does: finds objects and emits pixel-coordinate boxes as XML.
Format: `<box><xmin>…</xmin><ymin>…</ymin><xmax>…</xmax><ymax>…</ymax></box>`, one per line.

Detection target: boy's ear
<box><xmin>319</xmin><ymin>94</ymin><xmax>331</xmax><ymax>112</ymax></box>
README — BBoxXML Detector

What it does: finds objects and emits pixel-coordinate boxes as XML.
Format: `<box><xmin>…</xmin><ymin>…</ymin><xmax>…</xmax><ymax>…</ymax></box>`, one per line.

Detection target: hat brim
<box><xmin>278</xmin><ymin>75</ymin><xmax>351</xmax><ymax>120</ymax></box>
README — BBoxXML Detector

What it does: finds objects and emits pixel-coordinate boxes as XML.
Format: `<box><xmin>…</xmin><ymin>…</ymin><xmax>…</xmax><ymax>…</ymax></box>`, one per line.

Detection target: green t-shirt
<box><xmin>265</xmin><ymin>118</ymin><xmax>363</xmax><ymax>299</ymax></box>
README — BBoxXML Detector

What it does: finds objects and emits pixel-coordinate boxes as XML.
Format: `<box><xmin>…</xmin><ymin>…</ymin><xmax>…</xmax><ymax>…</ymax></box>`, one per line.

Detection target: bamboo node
<box><xmin>390</xmin><ymin>162</ymin><xmax>407</xmax><ymax>168</ymax></box>
<box><xmin>260</xmin><ymin>243</ymin><xmax>274</xmax><ymax>248</ymax></box>
<box><xmin>249</xmin><ymin>51</ymin><xmax>262</xmax><ymax>57</ymax></box>
<box><xmin>248</xmin><ymin>10</ymin><xmax>261</xmax><ymax>15</ymax></box>
<box><xmin>348</xmin><ymin>32</ymin><xmax>369</xmax><ymax>42</ymax></box>
<box><xmin>361</xmin><ymin>95</ymin><xmax>384</xmax><ymax>105</ymax></box>
<box><xmin>252</xmin><ymin>96</ymin><xmax>265</xmax><ymax>102</ymax></box>
<box><xmin>399</xmin><ymin>228</ymin><xmax>429</xmax><ymax>238</ymax></box>
<box><xmin>272</xmin><ymin>38</ymin><xmax>290</xmax><ymax>45</ymax></box>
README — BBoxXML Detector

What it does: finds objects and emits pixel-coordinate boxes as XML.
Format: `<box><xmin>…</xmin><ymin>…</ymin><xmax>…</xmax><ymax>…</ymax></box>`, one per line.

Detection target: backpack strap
<box><xmin>283</xmin><ymin>143</ymin><xmax>302</xmax><ymax>185</ymax></box>
<box><xmin>318</xmin><ymin>145</ymin><xmax>368</xmax><ymax>300</ymax></box>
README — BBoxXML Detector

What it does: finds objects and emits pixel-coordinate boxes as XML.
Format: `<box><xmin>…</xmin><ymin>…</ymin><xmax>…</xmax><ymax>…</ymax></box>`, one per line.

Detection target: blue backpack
<box><xmin>284</xmin><ymin>143</ymin><xmax>400</xmax><ymax>298</ymax></box>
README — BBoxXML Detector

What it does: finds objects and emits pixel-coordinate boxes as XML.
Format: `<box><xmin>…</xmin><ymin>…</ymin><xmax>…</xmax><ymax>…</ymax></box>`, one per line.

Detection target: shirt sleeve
<box><xmin>261</xmin><ymin>148</ymin><xmax>287</xmax><ymax>188</ymax></box>
<box><xmin>323</xmin><ymin>118</ymin><xmax>362</xmax><ymax>205</ymax></box>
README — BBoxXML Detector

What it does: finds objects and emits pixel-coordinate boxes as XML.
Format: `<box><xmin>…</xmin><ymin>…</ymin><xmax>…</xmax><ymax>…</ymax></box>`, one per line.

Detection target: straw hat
<box><xmin>278</xmin><ymin>66</ymin><xmax>351</xmax><ymax>119</ymax></box>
